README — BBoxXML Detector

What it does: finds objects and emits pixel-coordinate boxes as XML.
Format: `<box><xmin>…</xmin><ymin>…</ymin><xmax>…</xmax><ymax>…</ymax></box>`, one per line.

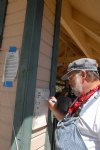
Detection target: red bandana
<box><xmin>69</xmin><ymin>84</ymin><xmax>100</xmax><ymax>115</ymax></box>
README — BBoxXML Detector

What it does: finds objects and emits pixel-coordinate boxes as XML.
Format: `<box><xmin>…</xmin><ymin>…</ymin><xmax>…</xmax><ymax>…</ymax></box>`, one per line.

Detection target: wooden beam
<box><xmin>68</xmin><ymin>42</ymin><xmax>85</xmax><ymax>56</ymax></box>
<box><xmin>59</xmin><ymin>30</ymin><xmax>85</xmax><ymax>56</ymax></box>
<box><xmin>61</xmin><ymin>0</ymin><xmax>93</xmax><ymax>58</ymax></box>
<box><xmin>86</xmin><ymin>35</ymin><xmax>100</xmax><ymax>54</ymax></box>
<box><xmin>59</xmin><ymin>35</ymin><xmax>69</xmax><ymax>45</ymax></box>
<box><xmin>60</xmin><ymin>29</ymin><xmax>75</xmax><ymax>45</ymax></box>
<box><xmin>72</xmin><ymin>8</ymin><xmax>100</xmax><ymax>43</ymax></box>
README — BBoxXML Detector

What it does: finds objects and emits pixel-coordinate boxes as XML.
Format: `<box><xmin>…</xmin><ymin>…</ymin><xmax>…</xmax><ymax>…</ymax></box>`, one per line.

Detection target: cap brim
<box><xmin>61</xmin><ymin>68</ymin><xmax>82</xmax><ymax>80</ymax></box>
<box><xmin>61</xmin><ymin>68</ymin><xmax>83</xmax><ymax>80</ymax></box>
<box><xmin>61</xmin><ymin>68</ymin><xmax>98</xmax><ymax>81</ymax></box>
<box><xmin>61</xmin><ymin>70</ymin><xmax>72</xmax><ymax>81</ymax></box>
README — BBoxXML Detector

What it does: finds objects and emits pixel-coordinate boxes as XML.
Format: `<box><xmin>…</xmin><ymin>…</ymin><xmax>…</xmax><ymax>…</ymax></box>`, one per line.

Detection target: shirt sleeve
<box><xmin>94</xmin><ymin>98</ymin><xmax>100</xmax><ymax>140</ymax></box>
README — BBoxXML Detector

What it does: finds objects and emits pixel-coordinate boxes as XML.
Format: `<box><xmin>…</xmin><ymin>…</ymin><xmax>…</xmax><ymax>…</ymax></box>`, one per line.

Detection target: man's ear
<box><xmin>81</xmin><ymin>70</ymin><xmax>87</xmax><ymax>80</ymax></box>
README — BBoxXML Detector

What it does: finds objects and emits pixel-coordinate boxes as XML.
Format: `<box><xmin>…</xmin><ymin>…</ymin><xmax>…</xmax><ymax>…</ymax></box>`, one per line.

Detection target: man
<box><xmin>48</xmin><ymin>58</ymin><xmax>100</xmax><ymax>150</ymax></box>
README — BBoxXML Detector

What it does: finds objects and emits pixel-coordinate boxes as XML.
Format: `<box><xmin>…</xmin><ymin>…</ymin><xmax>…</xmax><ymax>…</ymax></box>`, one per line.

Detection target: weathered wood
<box><xmin>11</xmin><ymin>0</ymin><xmax>44</xmax><ymax>150</ymax></box>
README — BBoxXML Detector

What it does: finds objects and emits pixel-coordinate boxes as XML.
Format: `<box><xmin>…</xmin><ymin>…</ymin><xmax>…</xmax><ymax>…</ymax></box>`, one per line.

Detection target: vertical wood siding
<box><xmin>0</xmin><ymin>0</ymin><xmax>27</xmax><ymax>149</ymax></box>
<box><xmin>0</xmin><ymin>0</ymin><xmax>56</xmax><ymax>149</ymax></box>
<box><xmin>31</xmin><ymin>0</ymin><xmax>56</xmax><ymax>150</ymax></box>
<box><xmin>36</xmin><ymin>1</ymin><xmax>56</xmax><ymax>88</ymax></box>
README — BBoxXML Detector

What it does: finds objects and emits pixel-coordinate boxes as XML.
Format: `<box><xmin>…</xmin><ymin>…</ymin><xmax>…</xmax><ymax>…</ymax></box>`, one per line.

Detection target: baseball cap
<box><xmin>61</xmin><ymin>58</ymin><xmax>98</xmax><ymax>80</ymax></box>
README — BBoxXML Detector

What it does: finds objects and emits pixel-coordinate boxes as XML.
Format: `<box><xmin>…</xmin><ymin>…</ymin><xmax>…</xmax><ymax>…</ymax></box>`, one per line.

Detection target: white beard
<box><xmin>71</xmin><ymin>74</ymin><xmax>83</xmax><ymax>96</ymax></box>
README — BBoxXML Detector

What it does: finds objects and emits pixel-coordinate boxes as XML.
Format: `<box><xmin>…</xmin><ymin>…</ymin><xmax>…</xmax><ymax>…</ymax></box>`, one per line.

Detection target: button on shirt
<box><xmin>78</xmin><ymin>90</ymin><xmax>100</xmax><ymax>150</ymax></box>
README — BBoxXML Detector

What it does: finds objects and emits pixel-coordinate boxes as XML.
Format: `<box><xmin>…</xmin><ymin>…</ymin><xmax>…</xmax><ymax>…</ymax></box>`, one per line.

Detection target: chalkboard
<box><xmin>0</xmin><ymin>0</ymin><xmax>8</xmax><ymax>47</ymax></box>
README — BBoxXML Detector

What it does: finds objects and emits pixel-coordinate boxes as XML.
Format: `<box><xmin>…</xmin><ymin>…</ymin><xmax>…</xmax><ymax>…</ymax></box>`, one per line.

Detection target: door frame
<box><xmin>45</xmin><ymin>0</ymin><xmax>62</xmax><ymax>150</ymax></box>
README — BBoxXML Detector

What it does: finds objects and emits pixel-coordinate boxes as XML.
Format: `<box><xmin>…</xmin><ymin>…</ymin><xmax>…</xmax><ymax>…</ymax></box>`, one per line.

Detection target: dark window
<box><xmin>0</xmin><ymin>0</ymin><xmax>8</xmax><ymax>48</ymax></box>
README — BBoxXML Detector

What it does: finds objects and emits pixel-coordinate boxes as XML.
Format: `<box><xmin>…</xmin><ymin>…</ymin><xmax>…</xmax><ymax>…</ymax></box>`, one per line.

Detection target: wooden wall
<box><xmin>30</xmin><ymin>0</ymin><xmax>56</xmax><ymax>150</ymax></box>
<box><xmin>0</xmin><ymin>0</ymin><xmax>56</xmax><ymax>149</ymax></box>
<box><xmin>0</xmin><ymin>0</ymin><xmax>27</xmax><ymax>149</ymax></box>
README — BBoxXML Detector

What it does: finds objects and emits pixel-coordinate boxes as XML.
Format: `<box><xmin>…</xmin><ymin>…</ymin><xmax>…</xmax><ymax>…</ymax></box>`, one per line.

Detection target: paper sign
<box><xmin>32</xmin><ymin>88</ymin><xmax>50</xmax><ymax>130</ymax></box>
<box><xmin>2</xmin><ymin>47</ymin><xmax>19</xmax><ymax>87</ymax></box>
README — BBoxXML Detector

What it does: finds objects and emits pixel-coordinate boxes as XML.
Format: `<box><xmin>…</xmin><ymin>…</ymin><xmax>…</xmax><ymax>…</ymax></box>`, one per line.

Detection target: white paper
<box><xmin>2</xmin><ymin>51</ymin><xmax>19</xmax><ymax>82</ymax></box>
<box><xmin>32</xmin><ymin>88</ymin><xmax>50</xmax><ymax>130</ymax></box>
<box><xmin>35</xmin><ymin>88</ymin><xmax>50</xmax><ymax>101</ymax></box>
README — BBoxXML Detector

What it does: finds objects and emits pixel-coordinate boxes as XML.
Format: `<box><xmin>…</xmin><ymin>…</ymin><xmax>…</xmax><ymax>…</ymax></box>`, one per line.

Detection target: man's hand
<box><xmin>48</xmin><ymin>96</ymin><xmax>57</xmax><ymax>112</ymax></box>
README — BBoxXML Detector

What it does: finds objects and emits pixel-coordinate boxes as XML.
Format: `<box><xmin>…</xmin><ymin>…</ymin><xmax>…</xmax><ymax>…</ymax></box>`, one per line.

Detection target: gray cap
<box><xmin>61</xmin><ymin>58</ymin><xmax>98</xmax><ymax>80</ymax></box>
